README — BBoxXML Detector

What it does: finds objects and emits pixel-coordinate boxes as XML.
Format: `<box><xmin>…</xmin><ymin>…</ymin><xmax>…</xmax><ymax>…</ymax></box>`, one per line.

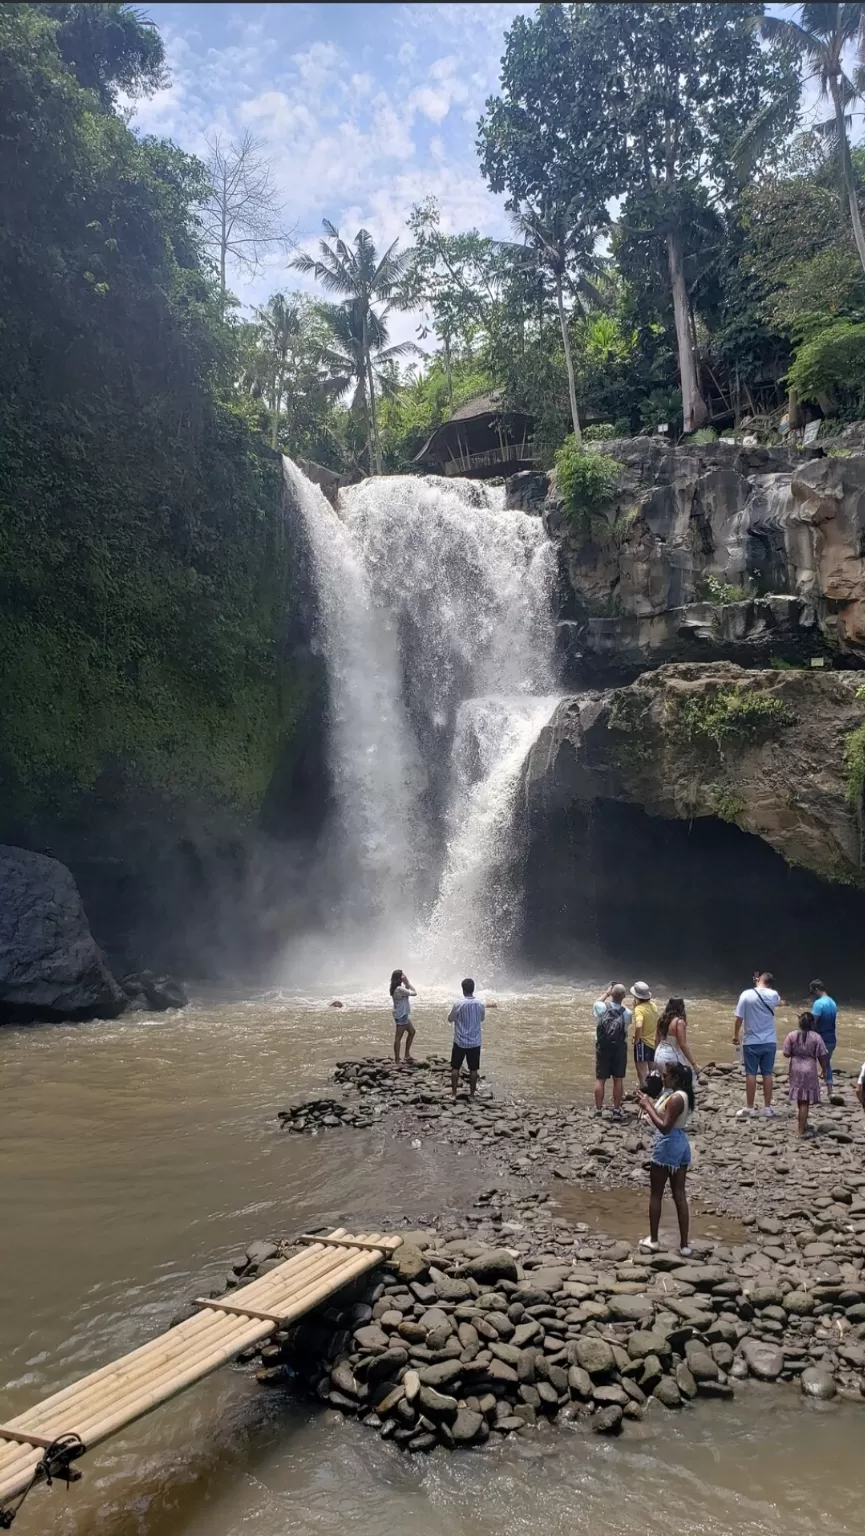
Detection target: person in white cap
<box><xmin>632</xmin><ymin>981</ymin><xmax>659</xmax><ymax>1089</ymax></box>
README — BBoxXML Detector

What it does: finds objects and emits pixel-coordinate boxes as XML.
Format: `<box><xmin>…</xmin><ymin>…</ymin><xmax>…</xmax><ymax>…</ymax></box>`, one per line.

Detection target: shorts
<box><xmin>634</xmin><ymin>1040</ymin><xmax>655</xmax><ymax>1064</ymax></box>
<box><xmin>451</xmin><ymin>1044</ymin><xmax>481</xmax><ymax>1072</ymax></box>
<box><xmin>393</xmin><ymin>1017</ymin><xmax>413</xmax><ymax>1031</ymax></box>
<box><xmin>596</xmin><ymin>1040</ymin><xmax>627</xmax><ymax>1081</ymax></box>
<box><xmin>652</xmin><ymin>1127</ymin><xmax>691</xmax><ymax>1169</ymax></box>
<box><xmin>743</xmin><ymin>1043</ymin><xmax>776</xmax><ymax>1078</ymax></box>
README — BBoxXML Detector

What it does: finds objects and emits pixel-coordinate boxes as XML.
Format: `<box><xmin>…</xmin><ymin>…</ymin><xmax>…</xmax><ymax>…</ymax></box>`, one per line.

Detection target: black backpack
<box><xmin>598</xmin><ymin>1002</ymin><xmax>627</xmax><ymax>1046</ymax></box>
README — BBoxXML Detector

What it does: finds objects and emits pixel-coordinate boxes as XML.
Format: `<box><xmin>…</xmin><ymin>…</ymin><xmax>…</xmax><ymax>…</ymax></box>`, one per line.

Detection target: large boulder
<box><xmin>523</xmin><ymin>664</ymin><xmax>865</xmax><ymax>886</ymax></box>
<box><xmin>0</xmin><ymin>846</ymin><xmax>126</xmax><ymax>1021</ymax></box>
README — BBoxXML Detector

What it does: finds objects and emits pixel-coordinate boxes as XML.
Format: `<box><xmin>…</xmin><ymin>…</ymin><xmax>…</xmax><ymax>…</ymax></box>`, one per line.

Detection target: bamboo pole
<box><xmin>0</xmin><ymin>1231</ymin><xmax>400</xmax><ymax>1506</ymax></box>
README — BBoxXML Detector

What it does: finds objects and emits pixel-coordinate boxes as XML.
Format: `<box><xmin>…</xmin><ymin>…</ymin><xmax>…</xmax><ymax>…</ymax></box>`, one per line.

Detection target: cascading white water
<box><xmin>284</xmin><ymin>461</ymin><xmax>560</xmax><ymax>982</ymax></box>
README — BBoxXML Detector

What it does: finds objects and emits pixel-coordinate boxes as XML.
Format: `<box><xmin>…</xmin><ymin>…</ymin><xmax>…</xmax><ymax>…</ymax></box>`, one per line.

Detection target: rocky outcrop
<box><xmin>0</xmin><ymin>846</ymin><xmax>127</xmax><ymax>1021</ymax></box>
<box><xmin>522</xmin><ymin>664</ymin><xmax>865</xmax><ymax>886</ymax></box>
<box><xmin>528</xmin><ymin>439</ymin><xmax>865</xmax><ymax>679</ymax></box>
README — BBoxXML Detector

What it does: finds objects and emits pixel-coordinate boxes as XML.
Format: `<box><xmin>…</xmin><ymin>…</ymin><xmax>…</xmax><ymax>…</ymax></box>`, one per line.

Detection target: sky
<box><xmin>129</xmin><ymin>2</ymin><xmax>533</xmax><ymax>339</ymax></box>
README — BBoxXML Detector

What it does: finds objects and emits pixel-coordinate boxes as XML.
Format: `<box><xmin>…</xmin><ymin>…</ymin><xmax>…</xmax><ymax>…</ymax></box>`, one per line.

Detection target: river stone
<box><xmin>375</xmin><ymin>1385</ymin><xmax>405</xmax><ymax>1415</ymax></box>
<box><xmin>365</xmin><ymin>1347</ymin><xmax>409</xmax><ymax>1384</ymax></box>
<box><xmin>671</xmin><ymin>1265</ymin><xmax>727</xmax><ymax>1290</ymax></box>
<box><xmin>784</xmin><ymin>1291</ymin><xmax>815</xmax><ymax>1316</ymax></box>
<box><xmin>801</xmin><ymin>1368</ymin><xmax>837</xmax><ymax>1400</ymax></box>
<box><xmin>419</xmin><ymin>1361</ymin><xmax>463</xmax><ymax>1388</ymax></box>
<box><xmin>354</xmin><ymin>1324</ymin><xmax>389</xmax><ymax>1352</ymax></box>
<box><xmin>627</xmin><ymin>1330</ymin><xmax>670</xmax><ymax>1361</ymax></box>
<box><xmin>419</xmin><ymin>1307</ymin><xmax>450</xmax><ymax>1333</ymax></box>
<box><xmin>592</xmin><ymin>1384</ymin><xmax>628</xmax><ymax>1406</ymax></box>
<box><xmin>0</xmin><ymin>846</ymin><xmax>127</xmax><ymax>1021</ymax></box>
<box><xmin>397</xmin><ymin>1320</ymin><xmax>427</xmax><ymax>1345</ymax></box>
<box><xmin>747</xmin><ymin>1285</ymin><xmax>782</xmax><ymax>1309</ymax></box>
<box><xmin>488</xmin><ymin>1358</ymin><xmax>519</xmax><ymax>1385</ymax></box>
<box><xmin>639</xmin><ymin>1355</ymin><xmax>663</xmax><ymax>1392</ymax></box>
<box><xmin>394</xmin><ymin>1246</ymin><xmax>428</xmax><ymax>1282</ymax></box>
<box><xmin>426</xmin><ymin>1323</ymin><xmax>453</xmax><ymax>1351</ymax></box>
<box><xmin>739</xmin><ymin>1338</ymin><xmax>784</xmax><ymax>1381</ymax></box>
<box><xmin>653</xmin><ymin>1377</ymin><xmax>682</xmax><ymax>1409</ymax></box>
<box><xmin>607</xmin><ymin>1295</ymin><xmax>654</xmax><ymax>1324</ymax></box>
<box><xmin>459</xmin><ymin>1250</ymin><xmax>518</xmax><ymax>1284</ymax></box>
<box><xmin>684</xmin><ymin>1341</ymin><xmax>719</xmax><ymax>1381</ymax></box>
<box><xmin>490</xmin><ymin>1341</ymin><xmax>522</xmax><ymax>1367</ymax></box>
<box><xmin>592</xmin><ymin>1405</ymin><xmax>624</xmax><ymax>1435</ymax></box>
<box><xmin>403</xmin><ymin>1369</ymin><xmax>421</xmax><ymax>1402</ymax></box>
<box><xmin>246</xmin><ymin>1239</ymin><xmax>279</xmax><ymax>1266</ymax></box>
<box><xmin>512</xmin><ymin>1320</ymin><xmax>542</xmax><ymax>1347</ymax></box>
<box><xmin>568</xmin><ymin>1365</ymin><xmax>592</xmax><ymax>1399</ymax></box>
<box><xmin>419</xmin><ymin>1385</ymin><xmax>458</xmax><ymax>1418</ymax></box>
<box><xmin>451</xmin><ymin>1408</ymin><xmax>483</xmax><ymax>1443</ymax></box>
<box><xmin>408</xmin><ymin>1431</ymin><xmax>438</xmax><ymax>1453</ymax></box>
<box><xmin>330</xmin><ymin>1362</ymin><xmax>358</xmax><ymax>1397</ymax></box>
<box><xmin>675</xmin><ymin>1363</ymin><xmax>698</xmax><ymax>1399</ymax></box>
<box><xmin>574</xmin><ymin>1338</ymin><xmax>615</xmax><ymax>1377</ymax></box>
<box><xmin>433</xmin><ymin>1274</ymin><xmax>473</xmax><ymax>1302</ymax></box>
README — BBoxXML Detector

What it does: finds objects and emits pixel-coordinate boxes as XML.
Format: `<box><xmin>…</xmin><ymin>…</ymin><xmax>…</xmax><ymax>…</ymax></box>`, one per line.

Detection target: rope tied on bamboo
<box><xmin>0</xmin><ymin>1433</ymin><xmax>85</xmax><ymax>1528</ymax></box>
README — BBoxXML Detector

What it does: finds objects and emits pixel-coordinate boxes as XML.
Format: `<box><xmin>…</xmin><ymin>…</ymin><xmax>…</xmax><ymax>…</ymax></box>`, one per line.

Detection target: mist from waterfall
<box><xmin>283</xmin><ymin>461</ymin><xmax>560</xmax><ymax>986</ymax></box>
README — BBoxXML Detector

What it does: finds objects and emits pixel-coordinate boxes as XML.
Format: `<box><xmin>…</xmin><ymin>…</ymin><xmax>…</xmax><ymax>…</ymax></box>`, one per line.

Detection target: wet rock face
<box><xmin>522</xmin><ymin>663</ymin><xmax>865</xmax><ymax>888</ymax></box>
<box><xmin>539</xmin><ymin>439</ymin><xmax>865</xmax><ymax>677</ymax></box>
<box><xmin>0</xmin><ymin>845</ymin><xmax>127</xmax><ymax>1022</ymax></box>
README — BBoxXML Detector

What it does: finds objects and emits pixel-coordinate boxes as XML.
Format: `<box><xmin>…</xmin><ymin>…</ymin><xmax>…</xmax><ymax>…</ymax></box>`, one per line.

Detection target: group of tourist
<box><xmin>387</xmin><ymin>964</ymin><xmax>849</xmax><ymax>1259</ymax></box>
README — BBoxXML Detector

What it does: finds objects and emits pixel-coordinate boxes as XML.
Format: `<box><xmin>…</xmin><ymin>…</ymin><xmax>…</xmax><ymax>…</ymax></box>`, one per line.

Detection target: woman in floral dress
<box><xmin>782</xmin><ymin>1011</ymin><xmax>829</xmax><ymax>1137</ymax></box>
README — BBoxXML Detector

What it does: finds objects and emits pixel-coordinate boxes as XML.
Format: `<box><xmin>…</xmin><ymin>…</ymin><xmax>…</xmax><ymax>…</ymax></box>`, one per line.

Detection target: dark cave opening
<box><xmin>521</xmin><ymin>799</ymin><xmax>865</xmax><ymax>999</ymax></box>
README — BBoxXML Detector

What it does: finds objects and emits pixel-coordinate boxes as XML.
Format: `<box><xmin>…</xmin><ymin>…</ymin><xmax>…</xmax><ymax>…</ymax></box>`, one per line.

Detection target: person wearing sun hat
<box><xmin>632</xmin><ymin>981</ymin><xmax>659</xmax><ymax>1089</ymax></box>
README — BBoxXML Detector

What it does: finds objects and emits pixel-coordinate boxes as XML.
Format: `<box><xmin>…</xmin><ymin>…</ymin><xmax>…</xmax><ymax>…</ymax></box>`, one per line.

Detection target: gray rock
<box><xmin>459</xmin><ymin>1250</ymin><xmax>518</xmax><ymax>1284</ymax></box>
<box><xmin>365</xmin><ymin>1347</ymin><xmax>409</xmax><ymax>1384</ymax></box>
<box><xmin>568</xmin><ymin>1365</ymin><xmax>592</xmax><ymax>1399</ymax></box>
<box><xmin>684</xmin><ymin>1341</ymin><xmax>719</xmax><ymax>1382</ymax></box>
<box><xmin>592</xmin><ymin>1384</ymin><xmax>628</xmax><ymax>1406</ymax></box>
<box><xmin>592</xmin><ymin>1404</ymin><xmax>624</xmax><ymax>1434</ymax></box>
<box><xmin>607</xmin><ymin>1295</ymin><xmax>654</xmax><ymax>1324</ymax></box>
<box><xmin>354</xmin><ymin>1325</ymin><xmax>389</xmax><ymax>1352</ymax></box>
<box><xmin>0</xmin><ymin>846</ymin><xmax>127</xmax><ymax>1021</ymax></box>
<box><xmin>394</xmin><ymin>1245</ymin><xmax>429</xmax><ymax>1282</ymax></box>
<box><xmin>801</xmin><ymin>1367</ymin><xmax>837</xmax><ymax>1400</ymax></box>
<box><xmin>653</xmin><ymin>1377</ymin><xmax>682</xmax><ymax>1409</ymax></box>
<box><xmin>574</xmin><ymin>1337</ymin><xmax>616</xmax><ymax>1377</ymax></box>
<box><xmin>418</xmin><ymin>1361</ymin><xmax>463</xmax><ymax>1388</ymax></box>
<box><xmin>675</xmin><ymin>1363</ymin><xmax>698</xmax><ymax>1400</ymax></box>
<box><xmin>739</xmin><ymin>1338</ymin><xmax>784</xmax><ymax>1382</ymax></box>
<box><xmin>330</xmin><ymin>1362</ymin><xmax>358</xmax><ymax>1397</ymax></box>
<box><xmin>451</xmin><ymin>1408</ymin><xmax>483</xmax><ymax>1443</ymax></box>
<box><xmin>403</xmin><ymin>1369</ymin><xmax>421</xmax><ymax>1401</ymax></box>
<box><xmin>627</xmin><ymin>1330</ymin><xmax>670</xmax><ymax>1361</ymax></box>
<box><xmin>418</xmin><ymin>1385</ymin><xmax>458</xmax><ymax>1418</ymax></box>
<box><xmin>246</xmin><ymin>1239</ymin><xmax>279</xmax><ymax>1266</ymax></box>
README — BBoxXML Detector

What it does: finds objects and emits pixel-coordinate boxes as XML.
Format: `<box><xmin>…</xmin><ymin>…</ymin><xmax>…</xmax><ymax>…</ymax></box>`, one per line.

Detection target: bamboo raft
<box><xmin>0</xmin><ymin>1228</ymin><xmax>401</xmax><ymax>1520</ymax></box>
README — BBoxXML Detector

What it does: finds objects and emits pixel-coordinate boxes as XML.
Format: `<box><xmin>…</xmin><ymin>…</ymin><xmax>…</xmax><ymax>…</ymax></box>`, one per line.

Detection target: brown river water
<box><xmin>2</xmin><ymin>981</ymin><xmax>865</xmax><ymax>1536</ymax></box>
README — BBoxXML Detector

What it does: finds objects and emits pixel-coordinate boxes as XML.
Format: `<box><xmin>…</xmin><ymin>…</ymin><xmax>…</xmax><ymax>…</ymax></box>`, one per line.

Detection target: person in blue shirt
<box><xmin>809</xmin><ymin>980</ymin><xmax>838</xmax><ymax>1087</ymax></box>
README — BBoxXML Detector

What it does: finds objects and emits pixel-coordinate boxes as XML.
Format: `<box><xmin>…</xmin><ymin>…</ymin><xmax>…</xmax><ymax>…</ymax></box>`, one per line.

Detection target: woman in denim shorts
<box><xmin>636</xmin><ymin>1062</ymin><xmax>695</xmax><ymax>1257</ymax></box>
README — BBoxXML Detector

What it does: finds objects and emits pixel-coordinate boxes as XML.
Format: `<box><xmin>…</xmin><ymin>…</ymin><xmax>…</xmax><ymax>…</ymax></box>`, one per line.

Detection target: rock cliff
<box><xmin>510</xmin><ymin>440</ymin><xmax>865</xmax><ymax>680</ymax></box>
<box><xmin>523</xmin><ymin>663</ymin><xmax>865</xmax><ymax>887</ymax></box>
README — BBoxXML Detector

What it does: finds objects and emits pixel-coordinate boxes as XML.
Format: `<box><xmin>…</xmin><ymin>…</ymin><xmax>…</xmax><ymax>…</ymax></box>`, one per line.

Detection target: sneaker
<box><xmin>679</xmin><ymin>1245</ymin><xmax>693</xmax><ymax>1257</ymax></box>
<box><xmin>612</xmin><ymin>1107</ymin><xmax>625</xmax><ymax>1120</ymax></box>
<box><xmin>736</xmin><ymin>1106</ymin><xmax>756</xmax><ymax>1118</ymax></box>
<box><xmin>762</xmin><ymin>1105</ymin><xmax>777</xmax><ymax>1118</ymax></box>
<box><xmin>638</xmin><ymin>1237</ymin><xmax>660</xmax><ymax>1252</ymax></box>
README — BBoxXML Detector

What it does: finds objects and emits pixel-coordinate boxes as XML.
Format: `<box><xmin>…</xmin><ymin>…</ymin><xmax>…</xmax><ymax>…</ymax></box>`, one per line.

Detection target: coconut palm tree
<box><xmin>316</xmin><ymin>300</ymin><xmax>417</xmax><ymax>472</ymax></box>
<box><xmin>292</xmin><ymin>222</ymin><xmax>413</xmax><ymax>472</ymax></box>
<box><xmin>758</xmin><ymin>4</ymin><xmax>865</xmax><ymax>276</ymax></box>
<box><xmin>252</xmin><ymin>292</ymin><xmax>303</xmax><ymax>449</ymax></box>
<box><xmin>509</xmin><ymin>197</ymin><xmax>603</xmax><ymax>445</ymax></box>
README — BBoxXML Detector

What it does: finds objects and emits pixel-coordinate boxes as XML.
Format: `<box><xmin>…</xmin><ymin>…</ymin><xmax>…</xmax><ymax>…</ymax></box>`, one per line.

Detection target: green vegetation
<box><xmin>0</xmin><ymin>4</ymin><xmax>302</xmax><ymax>822</ymax></box>
<box><xmin>555</xmin><ymin>437</ymin><xmax>623</xmax><ymax>534</ymax></box>
<box><xmin>699</xmin><ymin>574</ymin><xmax>751</xmax><ymax>605</ymax></box>
<box><xmin>669</xmin><ymin>688</ymin><xmax>797</xmax><ymax>749</ymax></box>
<box><xmin>712</xmin><ymin>787</ymin><xmax>747</xmax><ymax>824</ymax></box>
<box><xmin>787</xmin><ymin>322</ymin><xmax>865</xmax><ymax>413</ymax></box>
<box><xmin>844</xmin><ymin>723</ymin><xmax>865</xmax><ymax>808</ymax></box>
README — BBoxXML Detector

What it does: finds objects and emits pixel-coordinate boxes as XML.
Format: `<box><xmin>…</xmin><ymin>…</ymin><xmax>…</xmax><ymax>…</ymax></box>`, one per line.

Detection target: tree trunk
<box><xmin>666</xmin><ymin>227</ymin><xmax>708</xmax><ymax>433</ymax></box>
<box><xmin>556</xmin><ymin>275</ymin><xmax>581</xmax><ymax>445</ymax></box>
<box><xmin>364</xmin><ymin>321</ymin><xmax>382</xmax><ymax>475</ymax></box>
<box><xmin>443</xmin><ymin>334</ymin><xmax>454</xmax><ymax>409</ymax></box>
<box><xmin>830</xmin><ymin>74</ymin><xmax>865</xmax><ymax>278</ymax></box>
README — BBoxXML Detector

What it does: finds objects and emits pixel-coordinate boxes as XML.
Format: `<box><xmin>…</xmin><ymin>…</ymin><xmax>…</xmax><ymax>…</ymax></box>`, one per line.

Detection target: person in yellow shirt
<box><xmin>632</xmin><ymin>981</ymin><xmax>659</xmax><ymax>1088</ymax></box>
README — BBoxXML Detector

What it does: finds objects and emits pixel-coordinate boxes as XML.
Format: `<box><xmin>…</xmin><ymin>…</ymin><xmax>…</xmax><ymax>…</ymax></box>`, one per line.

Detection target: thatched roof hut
<box><xmin>413</xmin><ymin>393</ymin><xmax>534</xmax><ymax>478</ymax></box>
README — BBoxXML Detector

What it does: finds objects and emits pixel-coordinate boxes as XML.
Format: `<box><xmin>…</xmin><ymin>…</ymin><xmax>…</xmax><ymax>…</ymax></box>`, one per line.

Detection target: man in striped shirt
<box><xmin>448</xmin><ymin>977</ymin><xmax>486</xmax><ymax>1101</ymax></box>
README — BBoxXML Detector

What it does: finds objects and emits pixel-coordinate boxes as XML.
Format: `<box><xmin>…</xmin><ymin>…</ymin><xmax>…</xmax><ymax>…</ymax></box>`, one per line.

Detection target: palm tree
<box><xmin>759</xmin><ymin>4</ymin><xmax>865</xmax><ymax>276</ymax></box>
<box><xmin>509</xmin><ymin>198</ymin><xmax>602</xmax><ymax>446</ymax></box>
<box><xmin>253</xmin><ymin>292</ymin><xmax>303</xmax><ymax>449</ymax></box>
<box><xmin>316</xmin><ymin>300</ymin><xmax>416</xmax><ymax>471</ymax></box>
<box><xmin>292</xmin><ymin>222</ymin><xmax>413</xmax><ymax>472</ymax></box>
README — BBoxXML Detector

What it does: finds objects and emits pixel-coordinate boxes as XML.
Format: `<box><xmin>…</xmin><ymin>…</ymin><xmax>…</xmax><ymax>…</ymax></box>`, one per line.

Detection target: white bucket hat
<box><xmin>631</xmin><ymin>981</ymin><xmax>652</xmax><ymax>1000</ymax></box>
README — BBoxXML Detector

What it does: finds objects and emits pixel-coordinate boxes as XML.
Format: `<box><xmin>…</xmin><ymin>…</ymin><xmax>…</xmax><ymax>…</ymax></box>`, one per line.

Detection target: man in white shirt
<box><xmin>448</xmin><ymin>977</ymin><xmax>486</xmax><ymax>1101</ymax></box>
<box><xmin>733</xmin><ymin>969</ymin><xmax>781</xmax><ymax>1118</ymax></box>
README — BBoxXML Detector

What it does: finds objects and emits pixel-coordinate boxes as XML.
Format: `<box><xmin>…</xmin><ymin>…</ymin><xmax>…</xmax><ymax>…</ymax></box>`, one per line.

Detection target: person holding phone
<box><xmin>389</xmin><ymin>969</ymin><xmax>417</xmax><ymax>1064</ymax></box>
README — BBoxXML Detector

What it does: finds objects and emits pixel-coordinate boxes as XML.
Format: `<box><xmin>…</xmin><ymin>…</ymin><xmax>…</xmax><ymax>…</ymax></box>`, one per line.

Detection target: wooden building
<box><xmin>413</xmin><ymin>393</ymin><xmax>534</xmax><ymax>479</ymax></box>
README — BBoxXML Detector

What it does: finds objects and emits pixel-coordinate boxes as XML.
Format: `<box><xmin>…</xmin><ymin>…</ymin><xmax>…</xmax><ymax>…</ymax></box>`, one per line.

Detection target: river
<box><xmin>2</xmin><ymin>984</ymin><xmax>865</xmax><ymax>1535</ymax></box>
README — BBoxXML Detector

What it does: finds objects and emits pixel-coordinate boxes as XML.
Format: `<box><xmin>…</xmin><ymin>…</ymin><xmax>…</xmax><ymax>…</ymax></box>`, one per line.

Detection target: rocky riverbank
<box><xmin>253</xmin><ymin>1056</ymin><xmax>865</xmax><ymax>1449</ymax></box>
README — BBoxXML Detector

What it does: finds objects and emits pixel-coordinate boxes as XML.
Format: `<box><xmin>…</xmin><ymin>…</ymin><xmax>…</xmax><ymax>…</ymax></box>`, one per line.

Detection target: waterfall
<box><xmin>284</xmin><ymin>461</ymin><xmax>560</xmax><ymax>983</ymax></box>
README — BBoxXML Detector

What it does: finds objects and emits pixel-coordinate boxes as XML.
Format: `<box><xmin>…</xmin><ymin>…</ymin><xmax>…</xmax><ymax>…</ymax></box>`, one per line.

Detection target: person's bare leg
<box><xmin>404</xmin><ymin>1024</ymin><xmax>416</xmax><ymax>1063</ymax></box>
<box><xmin>451</xmin><ymin>1069</ymin><xmax>459</xmax><ymax>1101</ymax></box>
<box><xmin>745</xmin><ymin>1073</ymin><xmax>757</xmax><ymax>1108</ymax></box>
<box><xmin>670</xmin><ymin>1168</ymin><xmax>690</xmax><ymax>1247</ymax></box>
<box><xmin>798</xmin><ymin>1100</ymin><xmax>809</xmax><ymax>1136</ymax></box>
<box><xmin>394</xmin><ymin>1027</ymin><xmax>401</xmax><ymax>1064</ymax></box>
<box><xmin>594</xmin><ymin>1078</ymin><xmax>605</xmax><ymax>1111</ymax></box>
<box><xmin>649</xmin><ymin>1164</ymin><xmax>667</xmax><ymax>1243</ymax></box>
<box><xmin>635</xmin><ymin>1058</ymin><xmax>648</xmax><ymax>1089</ymax></box>
<box><xmin>762</xmin><ymin>1073</ymin><xmax>773</xmax><ymax>1108</ymax></box>
<box><xmin>469</xmin><ymin>1070</ymin><xmax>478</xmax><ymax>1098</ymax></box>
<box><xmin>612</xmin><ymin>1076</ymin><xmax>624</xmax><ymax>1110</ymax></box>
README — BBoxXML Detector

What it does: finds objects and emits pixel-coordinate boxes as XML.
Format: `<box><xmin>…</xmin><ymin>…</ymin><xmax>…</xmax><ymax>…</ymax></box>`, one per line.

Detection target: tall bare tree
<box><xmin>202</xmin><ymin>131</ymin><xmax>286</xmax><ymax>306</ymax></box>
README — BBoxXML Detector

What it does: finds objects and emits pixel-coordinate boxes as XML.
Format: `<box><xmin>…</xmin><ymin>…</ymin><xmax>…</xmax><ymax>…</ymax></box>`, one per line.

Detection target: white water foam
<box><xmin>282</xmin><ymin>462</ymin><xmax>560</xmax><ymax>984</ymax></box>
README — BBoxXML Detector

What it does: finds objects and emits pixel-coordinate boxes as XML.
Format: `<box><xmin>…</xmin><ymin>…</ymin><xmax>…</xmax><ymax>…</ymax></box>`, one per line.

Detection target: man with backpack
<box><xmin>733</xmin><ymin>969</ymin><xmax>782</xmax><ymax>1117</ymax></box>
<box><xmin>593</xmin><ymin>983</ymin><xmax>632</xmax><ymax>1117</ymax></box>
